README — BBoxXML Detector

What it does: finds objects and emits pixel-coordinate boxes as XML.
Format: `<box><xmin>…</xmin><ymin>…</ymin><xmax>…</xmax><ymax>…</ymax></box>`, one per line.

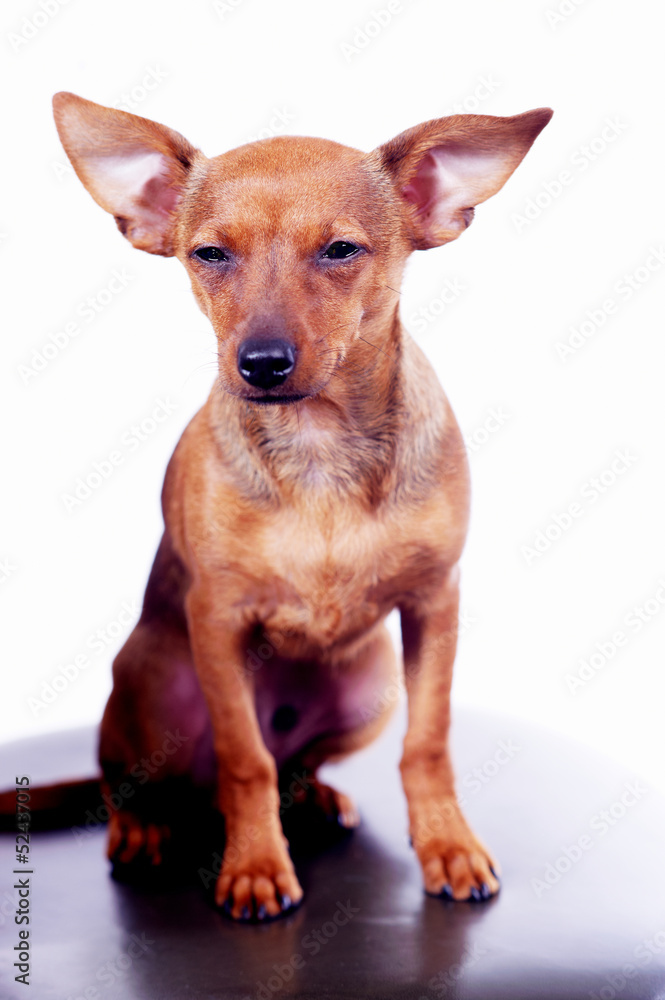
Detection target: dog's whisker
<box><xmin>336</xmin><ymin>357</ymin><xmax>365</xmax><ymax>374</ymax></box>
<box><xmin>182</xmin><ymin>359</ymin><xmax>222</xmax><ymax>390</ymax></box>
<box><xmin>313</xmin><ymin>322</ymin><xmax>355</xmax><ymax>345</ymax></box>
<box><xmin>357</xmin><ymin>334</ymin><xmax>393</xmax><ymax>361</ymax></box>
<box><xmin>315</xmin><ymin>346</ymin><xmax>365</xmax><ymax>378</ymax></box>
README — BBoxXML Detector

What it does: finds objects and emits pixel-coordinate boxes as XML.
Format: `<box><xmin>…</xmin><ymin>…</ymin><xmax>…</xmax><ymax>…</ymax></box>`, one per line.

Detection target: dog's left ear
<box><xmin>376</xmin><ymin>108</ymin><xmax>553</xmax><ymax>248</ymax></box>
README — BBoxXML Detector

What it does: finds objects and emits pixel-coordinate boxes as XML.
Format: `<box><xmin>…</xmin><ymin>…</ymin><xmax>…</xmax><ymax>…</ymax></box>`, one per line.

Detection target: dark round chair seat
<box><xmin>1</xmin><ymin>707</ymin><xmax>664</xmax><ymax>999</ymax></box>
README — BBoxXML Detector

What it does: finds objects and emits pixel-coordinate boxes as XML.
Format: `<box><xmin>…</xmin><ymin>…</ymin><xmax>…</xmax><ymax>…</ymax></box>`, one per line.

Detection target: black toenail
<box><xmin>469</xmin><ymin>887</ymin><xmax>481</xmax><ymax>902</ymax></box>
<box><xmin>257</xmin><ymin>904</ymin><xmax>267</xmax><ymax>920</ymax></box>
<box><xmin>480</xmin><ymin>882</ymin><xmax>490</xmax><ymax>899</ymax></box>
<box><xmin>439</xmin><ymin>884</ymin><xmax>453</xmax><ymax>900</ymax></box>
<box><xmin>280</xmin><ymin>893</ymin><xmax>292</xmax><ymax>909</ymax></box>
<box><xmin>241</xmin><ymin>906</ymin><xmax>250</xmax><ymax>920</ymax></box>
<box><xmin>490</xmin><ymin>865</ymin><xmax>500</xmax><ymax>880</ymax></box>
<box><xmin>272</xmin><ymin>705</ymin><xmax>299</xmax><ymax>732</ymax></box>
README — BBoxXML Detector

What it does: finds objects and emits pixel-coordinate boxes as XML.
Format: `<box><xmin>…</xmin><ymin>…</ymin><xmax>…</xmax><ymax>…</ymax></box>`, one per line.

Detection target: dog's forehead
<box><xmin>185</xmin><ymin>135</ymin><xmax>390</xmax><ymax>232</ymax></box>
<box><xmin>209</xmin><ymin>134</ymin><xmax>368</xmax><ymax>182</ymax></box>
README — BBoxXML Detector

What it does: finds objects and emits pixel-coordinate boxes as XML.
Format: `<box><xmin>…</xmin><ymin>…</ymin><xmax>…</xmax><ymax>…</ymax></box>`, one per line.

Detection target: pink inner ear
<box><xmin>402</xmin><ymin>151</ymin><xmax>441</xmax><ymax>219</ymax></box>
<box><xmin>142</xmin><ymin>172</ymin><xmax>180</xmax><ymax>215</ymax></box>
<box><xmin>401</xmin><ymin>144</ymin><xmax>514</xmax><ymax>238</ymax></box>
<box><xmin>89</xmin><ymin>150</ymin><xmax>179</xmax><ymax>218</ymax></box>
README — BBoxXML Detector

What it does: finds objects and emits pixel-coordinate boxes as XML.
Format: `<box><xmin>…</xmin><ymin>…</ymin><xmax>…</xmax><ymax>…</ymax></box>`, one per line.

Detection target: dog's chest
<box><xmin>245</xmin><ymin>503</ymin><xmax>442</xmax><ymax>651</ymax></box>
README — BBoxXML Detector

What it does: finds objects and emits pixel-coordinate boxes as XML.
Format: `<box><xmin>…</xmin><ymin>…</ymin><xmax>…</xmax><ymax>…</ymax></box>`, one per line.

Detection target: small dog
<box><xmin>53</xmin><ymin>93</ymin><xmax>551</xmax><ymax>921</ymax></box>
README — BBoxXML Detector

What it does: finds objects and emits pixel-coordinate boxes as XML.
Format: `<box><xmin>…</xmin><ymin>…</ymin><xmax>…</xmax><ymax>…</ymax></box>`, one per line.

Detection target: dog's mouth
<box><xmin>245</xmin><ymin>393</ymin><xmax>308</xmax><ymax>406</ymax></box>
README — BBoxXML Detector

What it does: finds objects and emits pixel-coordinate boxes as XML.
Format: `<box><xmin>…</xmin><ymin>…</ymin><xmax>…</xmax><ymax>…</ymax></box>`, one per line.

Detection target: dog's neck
<box><xmin>210</xmin><ymin>305</ymin><xmax>404</xmax><ymax>507</ymax></box>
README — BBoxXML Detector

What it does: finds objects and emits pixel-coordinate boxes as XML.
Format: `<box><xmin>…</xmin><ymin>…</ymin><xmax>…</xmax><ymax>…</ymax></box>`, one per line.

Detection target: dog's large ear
<box><xmin>53</xmin><ymin>92</ymin><xmax>201</xmax><ymax>256</ymax></box>
<box><xmin>376</xmin><ymin>108</ymin><xmax>553</xmax><ymax>249</ymax></box>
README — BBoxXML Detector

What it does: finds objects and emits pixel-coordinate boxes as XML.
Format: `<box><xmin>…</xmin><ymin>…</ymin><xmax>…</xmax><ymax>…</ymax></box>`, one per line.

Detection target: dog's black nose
<box><xmin>237</xmin><ymin>338</ymin><xmax>295</xmax><ymax>390</ymax></box>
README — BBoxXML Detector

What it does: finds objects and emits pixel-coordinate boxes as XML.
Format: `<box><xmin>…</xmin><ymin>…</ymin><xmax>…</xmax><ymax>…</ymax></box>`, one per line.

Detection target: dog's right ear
<box><xmin>53</xmin><ymin>92</ymin><xmax>201</xmax><ymax>256</ymax></box>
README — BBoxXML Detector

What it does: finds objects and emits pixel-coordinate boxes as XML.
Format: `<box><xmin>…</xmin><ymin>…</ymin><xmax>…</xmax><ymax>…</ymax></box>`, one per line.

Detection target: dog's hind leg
<box><xmin>99</xmin><ymin>533</ymin><xmax>215</xmax><ymax>868</ymax></box>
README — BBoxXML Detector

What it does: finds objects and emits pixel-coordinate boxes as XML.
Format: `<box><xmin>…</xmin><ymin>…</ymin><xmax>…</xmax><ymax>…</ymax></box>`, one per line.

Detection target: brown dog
<box><xmin>53</xmin><ymin>93</ymin><xmax>551</xmax><ymax>921</ymax></box>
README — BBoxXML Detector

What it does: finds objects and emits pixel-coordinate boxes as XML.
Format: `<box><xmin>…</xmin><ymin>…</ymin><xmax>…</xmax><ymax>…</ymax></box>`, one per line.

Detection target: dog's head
<box><xmin>53</xmin><ymin>93</ymin><xmax>551</xmax><ymax>405</ymax></box>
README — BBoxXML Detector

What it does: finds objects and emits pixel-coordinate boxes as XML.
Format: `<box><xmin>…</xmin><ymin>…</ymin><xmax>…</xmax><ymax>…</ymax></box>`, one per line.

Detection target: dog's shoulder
<box><xmin>391</xmin><ymin>334</ymin><xmax>469</xmax><ymax>510</ymax></box>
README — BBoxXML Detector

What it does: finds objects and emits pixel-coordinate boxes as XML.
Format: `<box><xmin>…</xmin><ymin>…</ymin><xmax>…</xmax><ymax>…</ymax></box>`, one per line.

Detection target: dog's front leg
<box><xmin>186</xmin><ymin>586</ymin><xmax>303</xmax><ymax>920</ymax></box>
<box><xmin>399</xmin><ymin>567</ymin><xmax>500</xmax><ymax>902</ymax></box>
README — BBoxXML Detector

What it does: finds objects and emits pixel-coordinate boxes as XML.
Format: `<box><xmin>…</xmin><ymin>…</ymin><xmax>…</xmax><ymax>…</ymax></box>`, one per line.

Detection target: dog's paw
<box><xmin>410</xmin><ymin>798</ymin><xmax>500</xmax><ymax>902</ymax></box>
<box><xmin>215</xmin><ymin>838</ymin><xmax>303</xmax><ymax>921</ymax></box>
<box><xmin>107</xmin><ymin>809</ymin><xmax>171</xmax><ymax>866</ymax></box>
<box><xmin>291</xmin><ymin>775</ymin><xmax>360</xmax><ymax>829</ymax></box>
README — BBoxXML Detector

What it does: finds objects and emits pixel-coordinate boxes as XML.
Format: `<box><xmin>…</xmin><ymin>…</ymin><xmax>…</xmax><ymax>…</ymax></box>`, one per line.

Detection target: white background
<box><xmin>2</xmin><ymin>0</ymin><xmax>663</xmax><ymax>793</ymax></box>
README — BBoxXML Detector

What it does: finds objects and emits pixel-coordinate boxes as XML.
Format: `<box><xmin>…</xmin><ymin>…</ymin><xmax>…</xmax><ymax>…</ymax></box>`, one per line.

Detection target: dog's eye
<box><xmin>194</xmin><ymin>247</ymin><xmax>228</xmax><ymax>262</ymax></box>
<box><xmin>322</xmin><ymin>241</ymin><xmax>360</xmax><ymax>260</ymax></box>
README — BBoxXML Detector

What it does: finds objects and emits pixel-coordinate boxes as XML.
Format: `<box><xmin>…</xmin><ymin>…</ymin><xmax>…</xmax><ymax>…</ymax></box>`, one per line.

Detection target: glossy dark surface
<box><xmin>1</xmin><ymin>708</ymin><xmax>664</xmax><ymax>999</ymax></box>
